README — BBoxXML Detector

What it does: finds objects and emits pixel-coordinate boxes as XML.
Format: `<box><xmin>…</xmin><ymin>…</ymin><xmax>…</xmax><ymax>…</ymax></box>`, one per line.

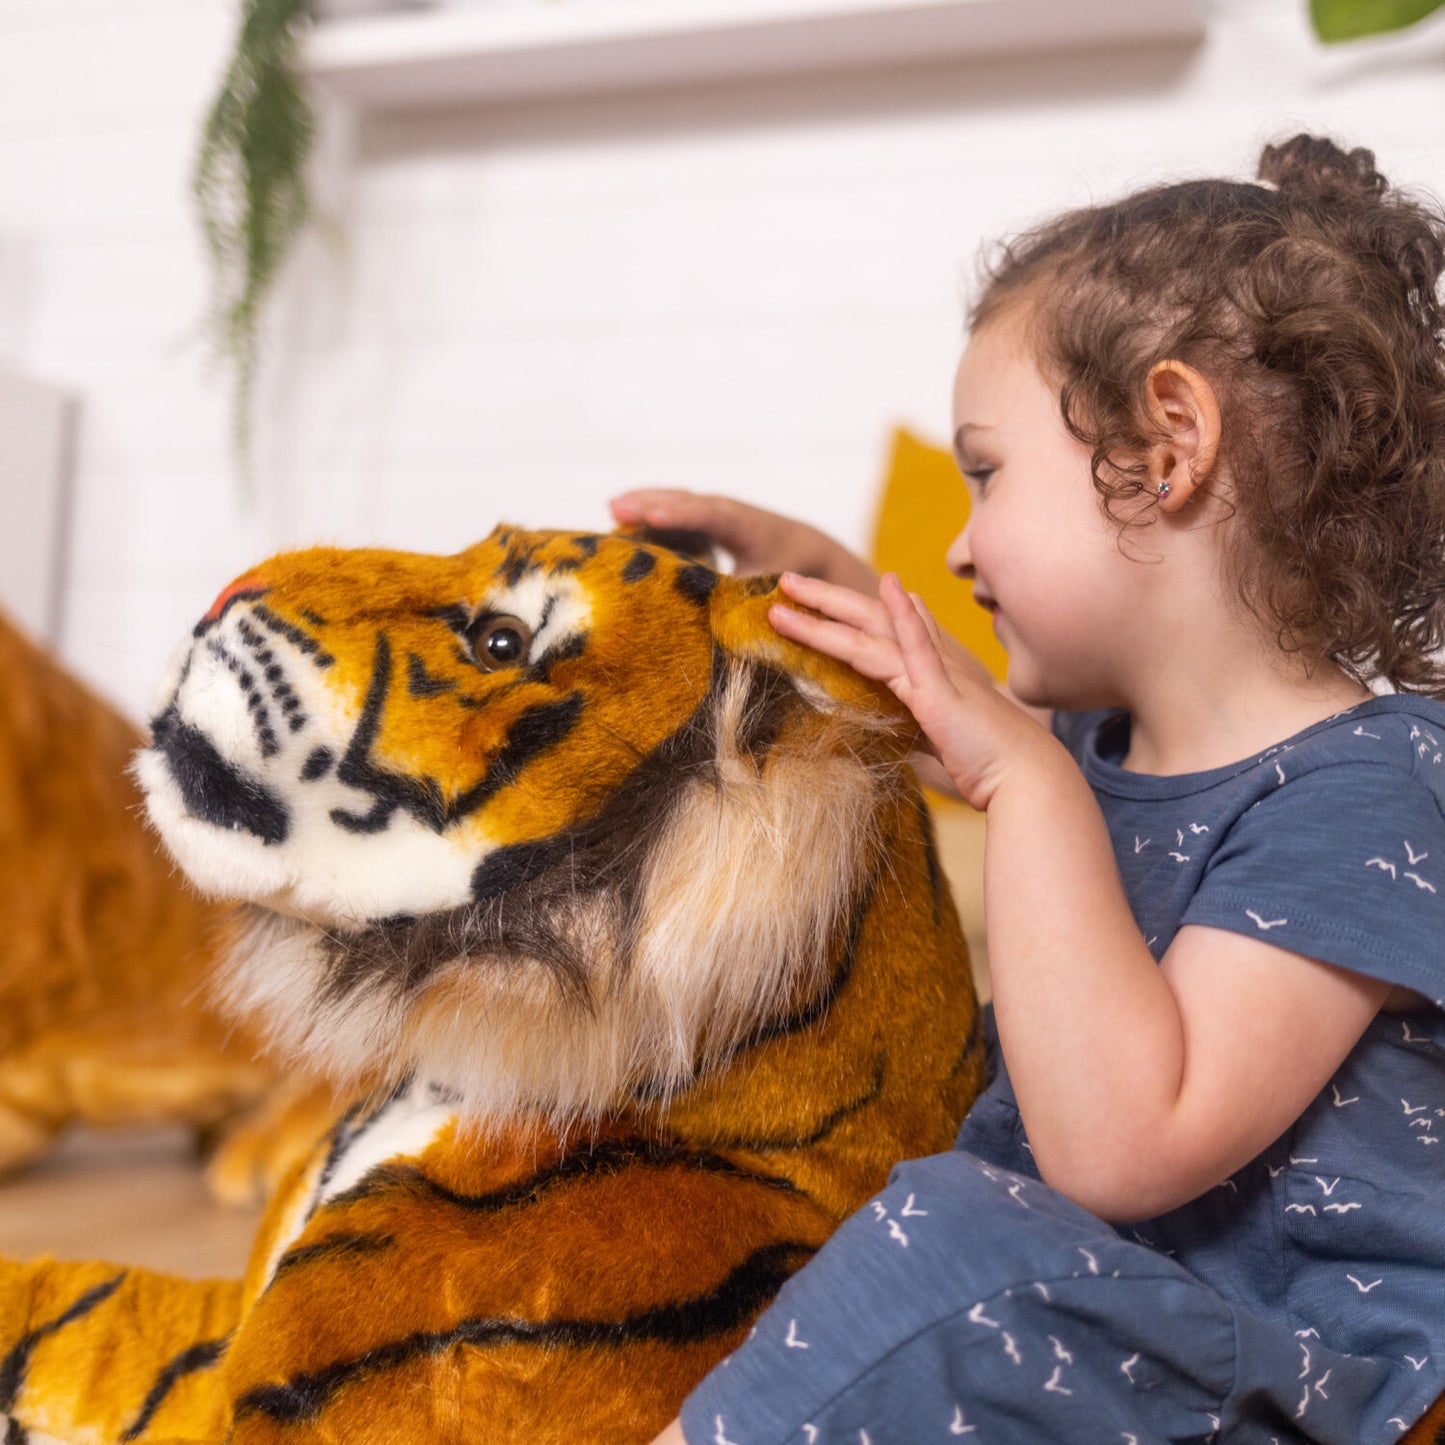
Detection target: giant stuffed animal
<box><xmin>0</xmin><ymin>525</ymin><xmax>983</xmax><ymax>1443</ymax></box>
<box><xmin>0</xmin><ymin>608</ymin><xmax>334</xmax><ymax>1205</ymax></box>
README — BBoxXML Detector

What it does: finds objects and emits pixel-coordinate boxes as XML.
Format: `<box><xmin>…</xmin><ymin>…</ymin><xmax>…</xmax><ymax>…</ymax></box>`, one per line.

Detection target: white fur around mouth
<box><xmin>139</xmin><ymin>740</ymin><xmax>483</xmax><ymax>927</ymax></box>
<box><xmin>137</xmin><ymin>620</ymin><xmax>486</xmax><ymax>927</ymax></box>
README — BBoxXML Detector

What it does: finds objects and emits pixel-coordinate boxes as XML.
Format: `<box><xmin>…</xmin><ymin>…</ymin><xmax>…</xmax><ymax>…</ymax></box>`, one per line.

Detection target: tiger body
<box><xmin>0</xmin><ymin>609</ymin><xmax>309</xmax><ymax>1196</ymax></box>
<box><xmin>0</xmin><ymin>526</ymin><xmax>981</xmax><ymax>1443</ymax></box>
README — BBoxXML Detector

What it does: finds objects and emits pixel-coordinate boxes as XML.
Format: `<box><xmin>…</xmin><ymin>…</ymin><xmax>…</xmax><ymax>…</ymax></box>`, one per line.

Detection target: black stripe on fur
<box><xmin>233</xmin><ymin>1240</ymin><xmax>816</xmax><ymax>1424</ymax></box>
<box><xmin>0</xmin><ymin>1272</ymin><xmax>126</xmax><ymax>1411</ymax></box>
<box><xmin>120</xmin><ymin>1336</ymin><xmax>230</xmax><ymax>1442</ymax></box>
<box><xmin>329</xmin><ymin>633</ymin><xmax>583</xmax><ymax>837</ymax></box>
<box><xmin>687</xmin><ymin>1059</ymin><xmax>887</xmax><ymax>1155</ymax></box>
<box><xmin>324</xmin><ymin>1135</ymin><xmax>798</xmax><ymax>1213</ymax></box>
<box><xmin>271</xmin><ymin>1232</ymin><xmax>397</xmax><ymax>1280</ymax></box>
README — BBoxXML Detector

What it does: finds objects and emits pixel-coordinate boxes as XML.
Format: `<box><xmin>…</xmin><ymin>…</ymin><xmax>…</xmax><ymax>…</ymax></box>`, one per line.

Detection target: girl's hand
<box><xmin>608</xmin><ymin>489</ymin><xmax>879</xmax><ymax>593</ymax></box>
<box><xmin>770</xmin><ymin>571</ymin><xmax>1051</xmax><ymax>812</ymax></box>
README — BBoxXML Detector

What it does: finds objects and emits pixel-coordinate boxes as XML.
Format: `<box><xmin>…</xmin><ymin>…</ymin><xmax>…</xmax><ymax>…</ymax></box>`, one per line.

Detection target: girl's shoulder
<box><xmin>1291</xmin><ymin>694</ymin><xmax>1445</xmax><ymax>788</ymax></box>
<box><xmin>1058</xmin><ymin>697</ymin><xmax>1445</xmax><ymax>798</ymax></box>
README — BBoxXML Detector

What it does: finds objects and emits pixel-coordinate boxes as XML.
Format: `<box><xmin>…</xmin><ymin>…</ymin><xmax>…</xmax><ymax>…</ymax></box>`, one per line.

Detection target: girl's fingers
<box><xmin>608</xmin><ymin>489</ymin><xmax>739</xmax><ymax>539</ymax></box>
<box><xmin>778</xmin><ymin>572</ymin><xmax>896</xmax><ymax>640</ymax></box>
<box><xmin>607</xmin><ymin>491</ymin><xmax>810</xmax><ymax>578</ymax></box>
<box><xmin>878</xmin><ymin>576</ymin><xmax>957</xmax><ymax>695</ymax></box>
<box><xmin>769</xmin><ymin>601</ymin><xmax>904</xmax><ymax>683</ymax></box>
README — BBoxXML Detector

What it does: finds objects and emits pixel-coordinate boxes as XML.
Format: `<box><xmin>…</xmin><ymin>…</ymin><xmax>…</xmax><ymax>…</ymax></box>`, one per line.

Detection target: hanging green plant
<box><xmin>194</xmin><ymin>0</ymin><xmax>316</xmax><ymax>484</ymax></box>
<box><xmin>1310</xmin><ymin>0</ymin><xmax>1445</xmax><ymax>40</ymax></box>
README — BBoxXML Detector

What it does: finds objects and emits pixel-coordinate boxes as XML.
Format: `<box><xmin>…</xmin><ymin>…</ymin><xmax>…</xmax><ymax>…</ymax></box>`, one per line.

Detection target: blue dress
<box><xmin>680</xmin><ymin>696</ymin><xmax>1445</xmax><ymax>1443</ymax></box>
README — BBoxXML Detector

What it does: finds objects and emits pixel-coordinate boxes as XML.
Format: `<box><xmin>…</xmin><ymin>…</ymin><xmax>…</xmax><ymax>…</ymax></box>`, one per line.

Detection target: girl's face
<box><xmin>947</xmin><ymin>312</ymin><xmax>1163</xmax><ymax>710</ymax></box>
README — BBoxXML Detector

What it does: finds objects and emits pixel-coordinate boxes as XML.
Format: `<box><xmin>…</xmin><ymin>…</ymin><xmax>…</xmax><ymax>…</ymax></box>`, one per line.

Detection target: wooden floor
<box><xmin>0</xmin><ymin>1125</ymin><xmax>260</xmax><ymax>1279</ymax></box>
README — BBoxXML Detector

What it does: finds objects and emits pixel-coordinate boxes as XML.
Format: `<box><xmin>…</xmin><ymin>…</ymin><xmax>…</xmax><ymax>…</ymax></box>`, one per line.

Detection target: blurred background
<box><xmin>1</xmin><ymin>0</ymin><xmax>1442</xmax><ymax>722</ymax></box>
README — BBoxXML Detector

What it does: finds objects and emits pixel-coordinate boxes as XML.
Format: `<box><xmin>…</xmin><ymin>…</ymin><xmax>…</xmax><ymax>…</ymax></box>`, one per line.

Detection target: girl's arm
<box><xmin>651</xmin><ymin>1422</ymin><xmax>685</xmax><ymax>1445</ymax></box>
<box><xmin>774</xmin><ymin>572</ymin><xmax>1389</xmax><ymax>1223</ymax></box>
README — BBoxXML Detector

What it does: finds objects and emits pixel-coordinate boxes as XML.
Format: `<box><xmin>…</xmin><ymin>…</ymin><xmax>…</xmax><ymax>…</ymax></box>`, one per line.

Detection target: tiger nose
<box><xmin>201</xmin><ymin>574</ymin><xmax>268</xmax><ymax>625</ymax></box>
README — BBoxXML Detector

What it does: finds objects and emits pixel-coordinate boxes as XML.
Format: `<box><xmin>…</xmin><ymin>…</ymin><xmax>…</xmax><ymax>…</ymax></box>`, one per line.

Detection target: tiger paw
<box><xmin>203</xmin><ymin>1079</ymin><xmax>346</xmax><ymax>1207</ymax></box>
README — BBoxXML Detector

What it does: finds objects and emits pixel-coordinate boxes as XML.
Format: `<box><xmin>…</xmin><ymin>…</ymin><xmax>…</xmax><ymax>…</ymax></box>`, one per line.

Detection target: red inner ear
<box><xmin>202</xmin><ymin>574</ymin><xmax>267</xmax><ymax>624</ymax></box>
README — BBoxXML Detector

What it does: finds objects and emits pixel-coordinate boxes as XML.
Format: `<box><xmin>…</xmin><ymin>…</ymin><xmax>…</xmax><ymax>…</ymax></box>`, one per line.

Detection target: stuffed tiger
<box><xmin>0</xmin><ymin>524</ymin><xmax>983</xmax><ymax>1444</ymax></box>
<box><xmin>0</xmin><ymin>607</ymin><xmax>335</xmax><ymax>1205</ymax></box>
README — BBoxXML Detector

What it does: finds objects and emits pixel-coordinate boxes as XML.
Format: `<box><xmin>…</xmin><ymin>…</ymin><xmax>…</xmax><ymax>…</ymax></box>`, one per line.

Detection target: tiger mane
<box><xmin>221</xmin><ymin>658</ymin><xmax>907</xmax><ymax>1130</ymax></box>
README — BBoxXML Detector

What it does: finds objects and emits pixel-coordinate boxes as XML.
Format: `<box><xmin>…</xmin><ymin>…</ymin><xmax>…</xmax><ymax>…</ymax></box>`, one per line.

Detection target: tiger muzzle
<box><xmin>149</xmin><ymin>704</ymin><xmax>291</xmax><ymax>846</ymax></box>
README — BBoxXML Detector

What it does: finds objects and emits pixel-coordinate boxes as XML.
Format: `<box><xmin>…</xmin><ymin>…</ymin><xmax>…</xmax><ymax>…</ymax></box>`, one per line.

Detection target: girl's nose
<box><xmin>945</xmin><ymin>527</ymin><xmax>973</xmax><ymax>580</ymax></box>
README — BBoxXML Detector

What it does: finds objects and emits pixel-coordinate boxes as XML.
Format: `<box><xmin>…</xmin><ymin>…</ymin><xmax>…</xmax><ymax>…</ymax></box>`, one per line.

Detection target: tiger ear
<box><xmin>708</xmin><ymin>574</ymin><xmax>913</xmax><ymax>728</ymax></box>
<box><xmin>611</xmin><ymin>523</ymin><xmax>720</xmax><ymax>570</ymax></box>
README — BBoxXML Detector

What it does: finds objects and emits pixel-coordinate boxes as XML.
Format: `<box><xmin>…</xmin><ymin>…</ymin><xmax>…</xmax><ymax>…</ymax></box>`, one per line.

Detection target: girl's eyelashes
<box><xmin>962</xmin><ymin>467</ymin><xmax>996</xmax><ymax>492</ymax></box>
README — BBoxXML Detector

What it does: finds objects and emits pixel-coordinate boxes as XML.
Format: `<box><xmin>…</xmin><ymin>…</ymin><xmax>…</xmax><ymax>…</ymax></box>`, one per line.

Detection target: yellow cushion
<box><xmin>869</xmin><ymin>428</ymin><xmax>1007</xmax><ymax>683</ymax></box>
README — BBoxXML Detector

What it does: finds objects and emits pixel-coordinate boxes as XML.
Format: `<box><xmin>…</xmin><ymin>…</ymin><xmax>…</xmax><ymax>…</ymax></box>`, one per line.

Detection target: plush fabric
<box><xmin>0</xmin><ymin>608</ymin><xmax>335</xmax><ymax>1204</ymax></box>
<box><xmin>0</xmin><ymin>526</ymin><xmax>983</xmax><ymax>1443</ymax></box>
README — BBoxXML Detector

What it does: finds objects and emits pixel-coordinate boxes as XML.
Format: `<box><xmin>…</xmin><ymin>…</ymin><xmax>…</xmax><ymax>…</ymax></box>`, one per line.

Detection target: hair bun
<box><xmin>1258</xmin><ymin>134</ymin><xmax>1387</xmax><ymax>202</ymax></box>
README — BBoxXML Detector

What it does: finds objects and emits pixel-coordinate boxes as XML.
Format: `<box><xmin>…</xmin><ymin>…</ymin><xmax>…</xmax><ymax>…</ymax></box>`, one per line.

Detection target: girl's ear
<box><xmin>1143</xmin><ymin>360</ymin><xmax>1222</xmax><ymax>511</ymax></box>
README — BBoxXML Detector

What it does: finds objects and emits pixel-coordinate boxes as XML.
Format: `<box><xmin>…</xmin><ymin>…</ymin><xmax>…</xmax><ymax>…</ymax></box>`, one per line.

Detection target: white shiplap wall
<box><xmin>1</xmin><ymin>0</ymin><xmax>1443</xmax><ymax>718</ymax></box>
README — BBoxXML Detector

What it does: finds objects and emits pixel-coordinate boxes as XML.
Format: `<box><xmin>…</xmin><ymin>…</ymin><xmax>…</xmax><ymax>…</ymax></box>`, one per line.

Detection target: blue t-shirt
<box><xmin>966</xmin><ymin>696</ymin><xmax>1445</xmax><ymax>1410</ymax></box>
<box><xmin>1057</xmin><ymin>698</ymin><xmax>1445</xmax><ymax>999</ymax></box>
<box><xmin>681</xmin><ymin>695</ymin><xmax>1445</xmax><ymax>1442</ymax></box>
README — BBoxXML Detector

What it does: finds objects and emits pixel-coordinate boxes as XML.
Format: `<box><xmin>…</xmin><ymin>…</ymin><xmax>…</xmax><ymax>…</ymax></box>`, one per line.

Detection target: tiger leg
<box><xmin>0</xmin><ymin>1255</ymin><xmax>241</xmax><ymax>1442</ymax></box>
<box><xmin>202</xmin><ymin>1080</ymin><xmax>345</xmax><ymax>1209</ymax></box>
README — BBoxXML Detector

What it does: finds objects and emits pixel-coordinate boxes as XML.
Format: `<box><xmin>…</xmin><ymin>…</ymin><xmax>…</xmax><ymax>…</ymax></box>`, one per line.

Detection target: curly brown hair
<box><xmin>971</xmin><ymin>134</ymin><xmax>1445</xmax><ymax>694</ymax></box>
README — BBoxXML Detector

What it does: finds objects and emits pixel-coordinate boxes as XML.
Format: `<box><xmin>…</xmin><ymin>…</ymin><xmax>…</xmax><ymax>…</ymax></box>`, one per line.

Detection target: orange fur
<box><xmin>0</xmin><ymin>610</ymin><xmax>334</xmax><ymax>1198</ymax></box>
<box><xmin>1</xmin><ymin>529</ymin><xmax>983</xmax><ymax>1441</ymax></box>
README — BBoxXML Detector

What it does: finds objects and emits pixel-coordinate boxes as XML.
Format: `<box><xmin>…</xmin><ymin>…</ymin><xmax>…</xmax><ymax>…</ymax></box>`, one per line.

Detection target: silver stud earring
<box><xmin>1156</xmin><ymin>481</ymin><xmax>1172</xmax><ymax>501</ymax></box>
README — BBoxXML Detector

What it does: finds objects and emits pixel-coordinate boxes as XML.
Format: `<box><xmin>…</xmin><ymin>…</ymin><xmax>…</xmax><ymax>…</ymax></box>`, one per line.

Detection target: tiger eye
<box><xmin>470</xmin><ymin>614</ymin><xmax>533</xmax><ymax>671</ymax></box>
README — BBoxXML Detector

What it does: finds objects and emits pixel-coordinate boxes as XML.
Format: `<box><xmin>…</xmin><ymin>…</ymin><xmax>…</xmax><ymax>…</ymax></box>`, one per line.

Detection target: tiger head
<box><xmin>137</xmin><ymin>525</ymin><xmax>917</xmax><ymax>1125</ymax></box>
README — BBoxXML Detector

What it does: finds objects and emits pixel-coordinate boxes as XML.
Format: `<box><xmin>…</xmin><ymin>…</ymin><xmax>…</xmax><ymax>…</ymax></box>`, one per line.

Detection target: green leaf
<box><xmin>1310</xmin><ymin>0</ymin><xmax>1445</xmax><ymax>41</ymax></box>
<box><xmin>193</xmin><ymin>0</ymin><xmax>315</xmax><ymax>488</ymax></box>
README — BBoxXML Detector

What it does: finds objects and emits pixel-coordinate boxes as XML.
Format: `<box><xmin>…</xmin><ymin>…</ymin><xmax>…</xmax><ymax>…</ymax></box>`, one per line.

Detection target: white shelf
<box><xmin>303</xmin><ymin>0</ymin><xmax>1207</xmax><ymax>111</ymax></box>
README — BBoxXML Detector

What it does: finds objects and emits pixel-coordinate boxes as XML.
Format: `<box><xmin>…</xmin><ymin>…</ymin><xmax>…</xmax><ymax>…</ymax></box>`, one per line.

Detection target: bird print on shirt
<box><xmin>1247</xmin><ymin>910</ymin><xmax>1288</xmax><ymax>931</ymax></box>
<box><xmin>1366</xmin><ymin>843</ymin><xmax>1438</xmax><ymax>893</ymax></box>
<box><xmin>1410</xmin><ymin>724</ymin><xmax>1443</xmax><ymax>764</ymax></box>
<box><xmin>872</xmin><ymin>1192</ymin><xmax>926</xmax><ymax>1247</ymax></box>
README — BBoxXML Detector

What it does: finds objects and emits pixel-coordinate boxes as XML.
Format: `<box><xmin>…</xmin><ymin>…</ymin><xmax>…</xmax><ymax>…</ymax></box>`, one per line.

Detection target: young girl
<box><xmin>617</xmin><ymin>135</ymin><xmax>1445</xmax><ymax>1443</ymax></box>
